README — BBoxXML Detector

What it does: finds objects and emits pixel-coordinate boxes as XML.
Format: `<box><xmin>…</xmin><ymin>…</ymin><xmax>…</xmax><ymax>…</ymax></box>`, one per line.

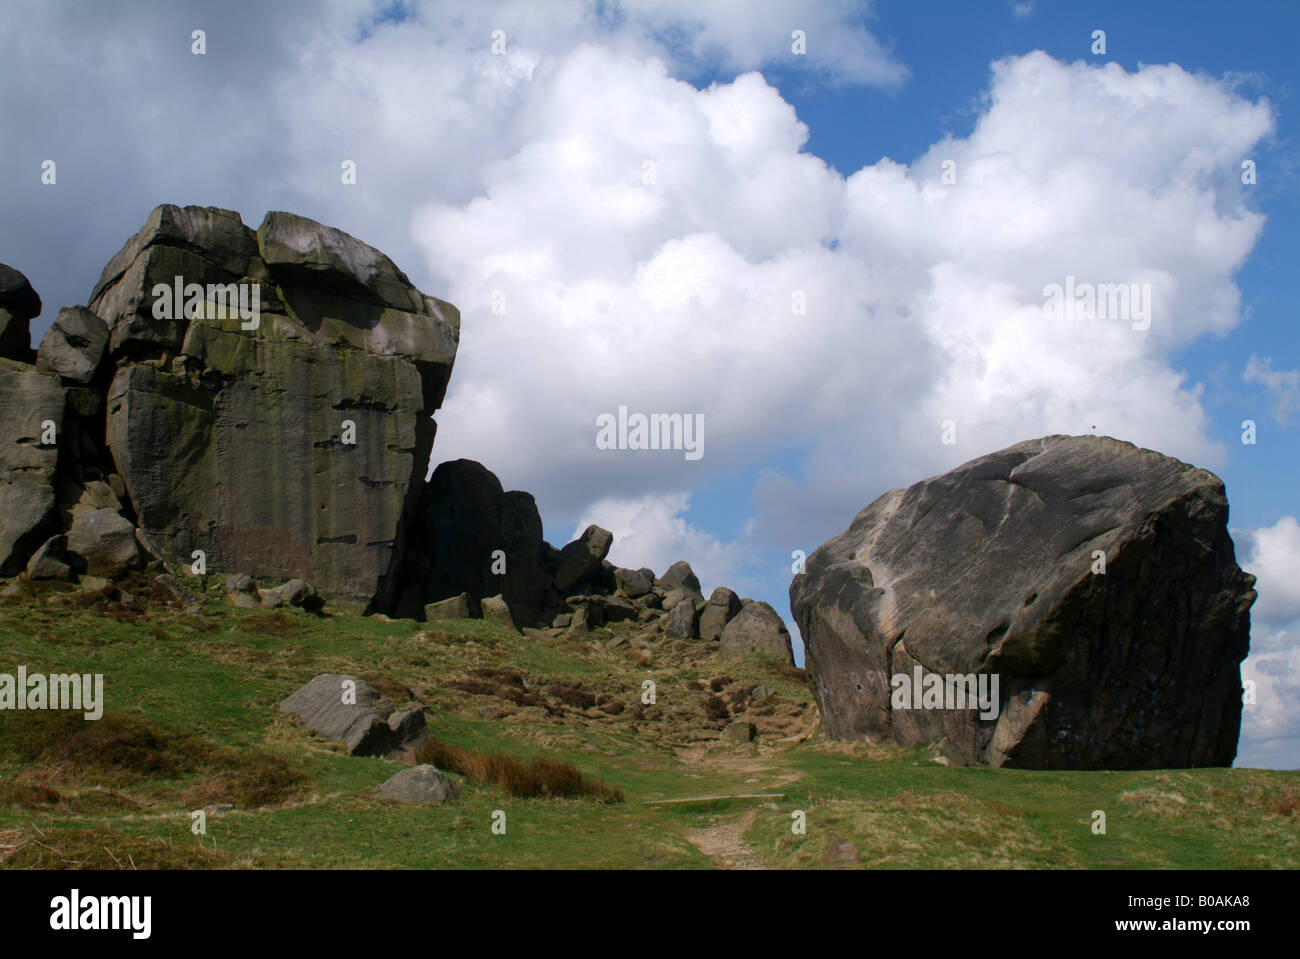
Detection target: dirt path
<box><xmin>669</xmin><ymin>742</ymin><xmax>810</xmax><ymax>869</ymax></box>
<box><xmin>686</xmin><ymin>809</ymin><xmax>763</xmax><ymax>870</ymax></box>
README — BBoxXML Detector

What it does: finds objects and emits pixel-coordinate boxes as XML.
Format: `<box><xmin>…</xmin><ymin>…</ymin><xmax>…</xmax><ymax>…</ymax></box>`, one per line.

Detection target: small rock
<box><xmin>481</xmin><ymin>593</ymin><xmax>516</xmax><ymax>630</ymax></box>
<box><xmin>721</xmin><ymin>721</ymin><xmax>757</xmax><ymax>742</ymax></box>
<box><xmin>424</xmin><ymin>592</ymin><xmax>471</xmax><ymax>620</ymax></box>
<box><xmin>26</xmin><ymin>535</ymin><xmax>71</xmax><ymax>581</ymax></box>
<box><xmin>376</xmin><ymin>764</ymin><xmax>461</xmax><ymax>805</ymax></box>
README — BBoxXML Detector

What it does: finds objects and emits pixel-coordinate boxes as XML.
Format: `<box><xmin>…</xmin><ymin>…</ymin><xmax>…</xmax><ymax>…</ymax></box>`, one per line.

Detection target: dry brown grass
<box><xmin>178</xmin><ymin>753</ymin><xmax>306</xmax><ymax>808</ymax></box>
<box><xmin>407</xmin><ymin>738</ymin><xmax>622</xmax><ymax>803</ymax></box>
<box><xmin>2</xmin><ymin>711</ymin><xmax>305</xmax><ymax>808</ymax></box>
<box><xmin>0</xmin><ymin>827</ymin><xmax>231</xmax><ymax>869</ymax></box>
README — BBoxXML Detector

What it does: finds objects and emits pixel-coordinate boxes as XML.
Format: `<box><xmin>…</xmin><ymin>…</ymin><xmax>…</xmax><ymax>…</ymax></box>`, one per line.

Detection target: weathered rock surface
<box><xmin>280</xmin><ymin>673</ymin><xmax>427</xmax><ymax>757</ymax></box>
<box><xmin>89</xmin><ymin>204</ymin><xmax>459</xmax><ymax>612</ymax></box>
<box><xmin>0</xmin><ymin>358</ymin><xmax>64</xmax><ymax>575</ymax></box>
<box><xmin>720</xmin><ymin>601</ymin><xmax>795</xmax><ymax>665</ymax></box>
<box><xmin>36</xmin><ymin>306</ymin><xmax>108</xmax><ymax>385</ymax></box>
<box><xmin>66</xmin><ymin>507</ymin><xmax>141</xmax><ymax>570</ymax></box>
<box><xmin>376</xmin><ymin>764</ymin><xmax>461</xmax><ymax>804</ymax></box>
<box><xmin>790</xmin><ymin>435</ymin><xmax>1256</xmax><ymax>770</ymax></box>
<box><xmin>0</xmin><ymin>263</ymin><xmax>40</xmax><ymax>361</ymax></box>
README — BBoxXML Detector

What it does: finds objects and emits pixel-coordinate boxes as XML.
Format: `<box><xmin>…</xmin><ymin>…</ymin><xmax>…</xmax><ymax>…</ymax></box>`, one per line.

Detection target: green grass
<box><xmin>0</xmin><ymin>573</ymin><xmax>1295</xmax><ymax>869</ymax></box>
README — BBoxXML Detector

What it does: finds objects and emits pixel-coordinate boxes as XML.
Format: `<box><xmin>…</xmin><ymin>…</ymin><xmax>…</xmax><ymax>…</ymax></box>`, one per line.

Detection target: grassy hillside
<box><xmin>1</xmin><ymin>573</ymin><xmax>1295</xmax><ymax>869</ymax></box>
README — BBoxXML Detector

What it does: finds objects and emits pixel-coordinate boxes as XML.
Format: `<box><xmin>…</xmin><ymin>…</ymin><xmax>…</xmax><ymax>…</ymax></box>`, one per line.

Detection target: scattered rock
<box><xmin>424</xmin><ymin>592</ymin><xmax>471</xmax><ymax>620</ymax></box>
<box><xmin>721</xmin><ymin>721</ymin><xmax>757</xmax><ymax>742</ymax></box>
<box><xmin>260</xmin><ymin>578</ymin><xmax>323</xmax><ymax>611</ymax></box>
<box><xmin>376</xmin><ymin>764</ymin><xmax>461</xmax><ymax>805</ymax></box>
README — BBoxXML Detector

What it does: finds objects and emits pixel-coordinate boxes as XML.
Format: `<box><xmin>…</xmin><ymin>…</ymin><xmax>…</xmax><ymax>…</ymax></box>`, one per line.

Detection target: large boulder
<box><xmin>553</xmin><ymin>524</ymin><xmax>613</xmax><ymax>592</ymax></box>
<box><xmin>280</xmin><ymin>673</ymin><xmax>426</xmax><ymax>757</ymax></box>
<box><xmin>400</xmin><ymin>459</ymin><xmax>548</xmax><ymax>626</ymax></box>
<box><xmin>666</xmin><ymin>597</ymin><xmax>698</xmax><ymax>639</ymax></box>
<box><xmin>790</xmin><ymin>435</ymin><xmax>1257</xmax><ymax>770</ymax></box>
<box><xmin>0</xmin><ymin>359</ymin><xmax>64</xmax><ymax>574</ymax></box>
<box><xmin>720</xmin><ymin>601</ymin><xmax>795</xmax><ymax>665</ymax></box>
<box><xmin>90</xmin><ymin>205</ymin><xmax>459</xmax><ymax>612</ymax></box>
<box><xmin>698</xmin><ymin>586</ymin><xmax>743</xmax><ymax>641</ymax></box>
<box><xmin>66</xmin><ymin>507</ymin><xmax>142</xmax><ymax>570</ymax></box>
<box><xmin>655</xmin><ymin>560</ymin><xmax>704</xmax><ymax>605</ymax></box>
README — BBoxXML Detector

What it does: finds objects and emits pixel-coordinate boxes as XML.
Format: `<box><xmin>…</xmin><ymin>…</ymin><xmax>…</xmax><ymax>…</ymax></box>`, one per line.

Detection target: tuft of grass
<box><xmin>704</xmin><ymin>695</ymin><xmax>730</xmax><ymax>721</ymax></box>
<box><xmin>407</xmin><ymin>738</ymin><xmax>623</xmax><ymax>804</ymax></box>
<box><xmin>178</xmin><ymin>753</ymin><xmax>306</xmax><ymax>808</ymax></box>
<box><xmin>239</xmin><ymin>609</ymin><xmax>310</xmax><ymax>638</ymax></box>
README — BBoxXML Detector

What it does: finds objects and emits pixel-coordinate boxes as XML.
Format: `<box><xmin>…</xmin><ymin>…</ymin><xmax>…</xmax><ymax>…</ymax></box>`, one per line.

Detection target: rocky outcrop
<box><xmin>2</xmin><ymin>214</ymin><xmax>790</xmax><ymax>660</ymax></box>
<box><xmin>0</xmin><ymin>205</ymin><xmax>460</xmax><ymax>611</ymax></box>
<box><xmin>93</xmin><ymin>206</ymin><xmax>458</xmax><ymax>611</ymax></box>
<box><xmin>790</xmin><ymin>435</ymin><xmax>1256</xmax><ymax>770</ymax></box>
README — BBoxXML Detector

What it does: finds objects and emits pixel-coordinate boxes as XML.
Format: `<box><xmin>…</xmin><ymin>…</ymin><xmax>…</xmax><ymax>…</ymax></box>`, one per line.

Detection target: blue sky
<box><xmin>1</xmin><ymin>0</ymin><xmax>1295</xmax><ymax>766</ymax></box>
<box><xmin>655</xmin><ymin>1</ymin><xmax>1299</xmax><ymax>675</ymax></box>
